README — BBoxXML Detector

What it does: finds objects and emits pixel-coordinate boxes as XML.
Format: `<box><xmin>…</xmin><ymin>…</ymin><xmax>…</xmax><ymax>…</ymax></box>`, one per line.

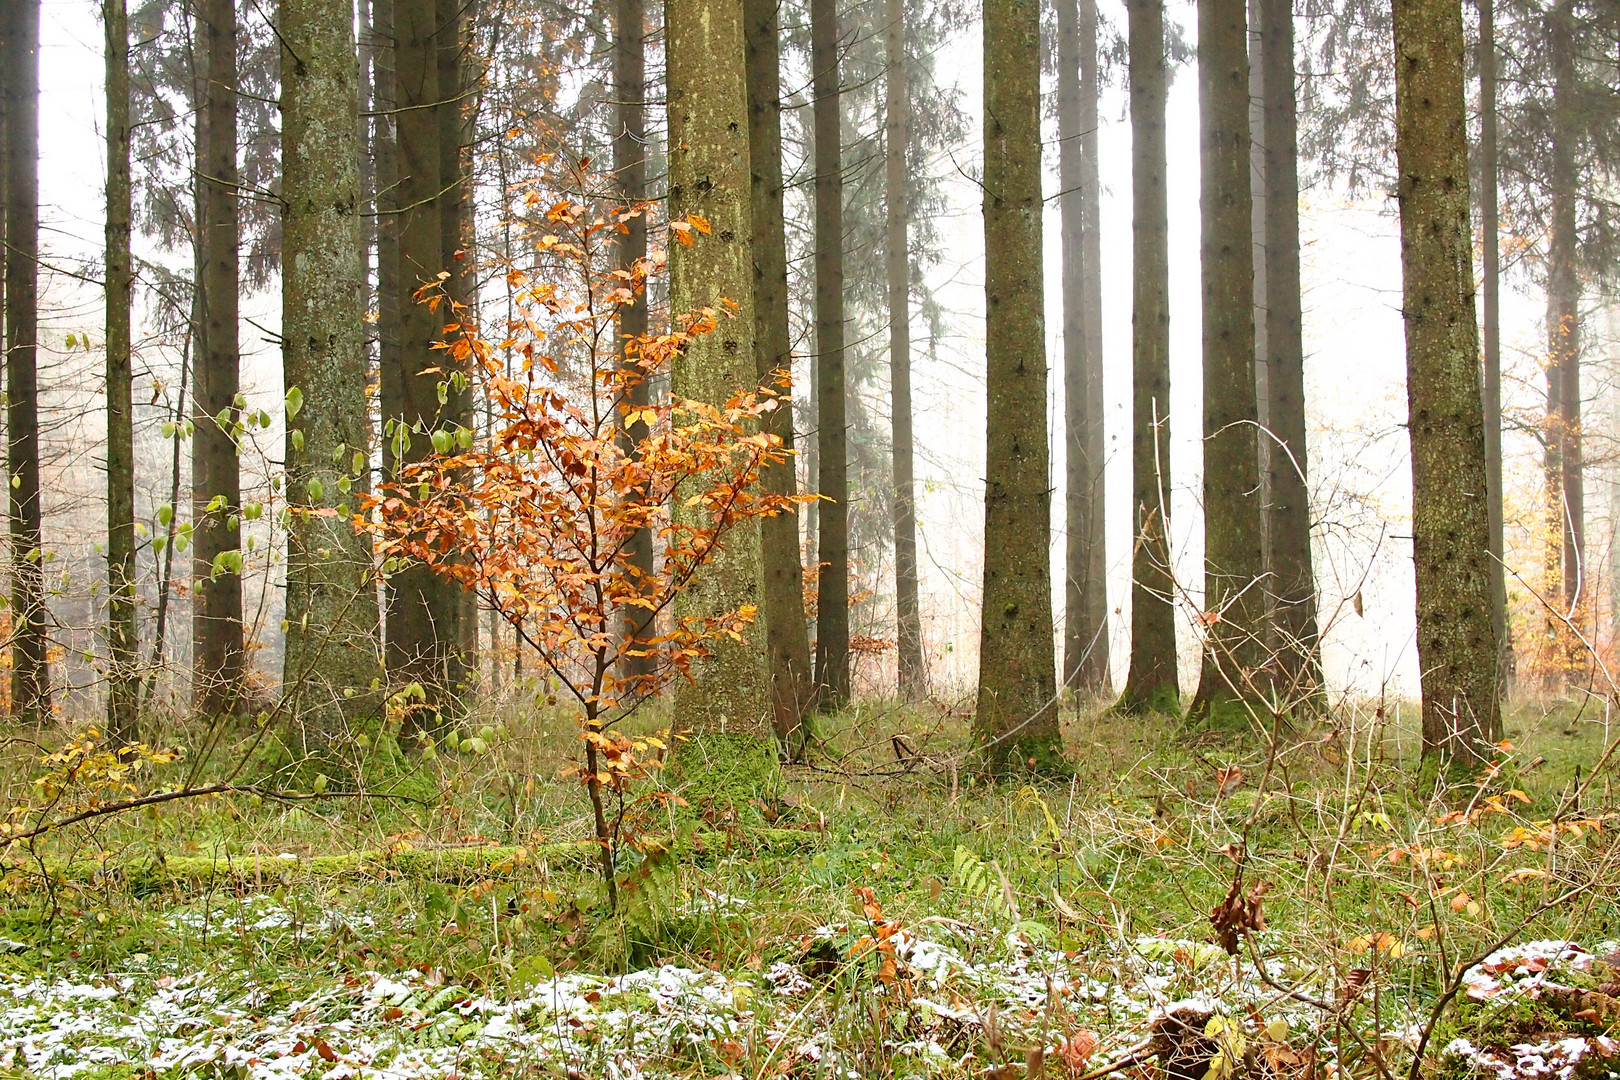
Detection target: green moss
<box><xmin>1112</xmin><ymin>685</ymin><xmax>1182</xmax><ymax>718</ymax></box>
<box><xmin>1181</xmin><ymin>694</ymin><xmax>1265</xmax><ymax>736</ymax></box>
<box><xmin>667</xmin><ymin>731</ymin><xmax>781</xmax><ymax>818</ymax></box>
<box><xmin>977</xmin><ymin>731</ymin><xmax>1070</xmax><ymax>778</ymax></box>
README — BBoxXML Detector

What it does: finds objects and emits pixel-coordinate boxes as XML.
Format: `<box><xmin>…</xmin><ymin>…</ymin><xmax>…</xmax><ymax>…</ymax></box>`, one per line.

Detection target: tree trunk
<box><xmin>1057</xmin><ymin>0</ymin><xmax>1107</xmax><ymax>693</ymax></box>
<box><xmin>1260</xmin><ymin>0</ymin><xmax>1321</xmax><ymax>701</ymax></box>
<box><xmin>106</xmin><ymin>0</ymin><xmax>138</xmax><ymax>743</ymax></box>
<box><xmin>811</xmin><ymin>0</ymin><xmax>849</xmax><ymax>706</ymax></box>
<box><xmin>975</xmin><ymin>0</ymin><xmax>1062</xmax><ymax>770</ymax></box>
<box><xmin>436</xmin><ymin>0</ymin><xmax>478</xmax><ymax>690</ymax></box>
<box><xmin>884</xmin><ymin>0</ymin><xmax>924</xmax><ymax>700</ymax></box>
<box><xmin>1478</xmin><ymin>0</ymin><xmax>1510</xmax><ymax>702</ymax></box>
<box><xmin>745</xmin><ymin>0</ymin><xmax>815</xmax><ymax>733</ymax></box>
<box><xmin>281</xmin><ymin>0</ymin><xmax>384</xmax><ymax>732</ymax></box>
<box><xmin>1118</xmin><ymin>0</ymin><xmax>1179</xmax><ymax>714</ymax></box>
<box><xmin>1188</xmin><ymin>0</ymin><xmax>1266</xmax><ymax>725</ymax></box>
<box><xmin>1392</xmin><ymin>0</ymin><xmax>1499</xmax><ymax>762</ymax></box>
<box><xmin>615</xmin><ymin>0</ymin><xmax>655</xmax><ymax>685</ymax></box>
<box><xmin>1543</xmin><ymin>0</ymin><xmax>1582</xmax><ymax>687</ymax></box>
<box><xmin>385</xmin><ymin>0</ymin><xmax>459</xmax><ymax>726</ymax></box>
<box><xmin>667</xmin><ymin>0</ymin><xmax>774</xmax><ymax>743</ymax></box>
<box><xmin>4</xmin><ymin>0</ymin><xmax>50</xmax><ymax>723</ymax></box>
<box><xmin>193</xmin><ymin>0</ymin><xmax>244</xmax><ymax>717</ymax></box>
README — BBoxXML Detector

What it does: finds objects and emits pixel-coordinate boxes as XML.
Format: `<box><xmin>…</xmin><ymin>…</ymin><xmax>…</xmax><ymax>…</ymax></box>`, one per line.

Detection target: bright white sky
<box><xmin>32</xmin><ymin>0</ymin><xmax>1585</xmax><ymax>708</ymax></box>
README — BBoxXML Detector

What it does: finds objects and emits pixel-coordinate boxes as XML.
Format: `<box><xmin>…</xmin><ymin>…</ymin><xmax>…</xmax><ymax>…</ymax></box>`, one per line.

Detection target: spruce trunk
<box><xmin>667</xmin><ymin>0</ymin><xmax>776</xmax><ymax>773</ymax></box>
<box><xmin>1188</xmin><ymin>0</ymin><xmax>1266</xmax><ymax>726</ymax></box>
<box><xmin>5</xmin><ymin>0</ymin><xmax>49</xmax><ymax>723</ymax></box>
<box><xmin>1260</xmin><ymin>0</ymin><xmax>1320</xmax><ymax>702</ymax></box>
<box><xmin>1119</xmin><ymin>0</ymin><xmax>1179</xmax><ymax>714</ymax></box>
<box><xmin>615</xmin><ymin>0</ymin><xmax>656</xmax><ymax>684</ymax></box>
<box><xmin>1478</xmin><ymin>0</ymin><xmax>1510</xmax><ymax>701</ymax></box>
<box><xmin>811</xmin><ymin>0</ymin><xmax>849</xmax><ymax>705</ymax></box>
<box><xmin>884</xmin><ymin>0</ymin><xmax>924</xmax><ymax>699</ymax></box>
<box><xmin>1392</xmin><ymin>0</ymin><xmax>1499</xmax><ymax>761</ymax></box>
<box><xmin>975</xmin><ymin>0</ymin><xmax>1063</xmax><ymax>770</ymax></box>
<box><xmin>106</xmin><ymin>0</ymin><xmax>138</xmax><ymax>742</ymax></box>
<box><xmin>745</xmin><ymin>0</ymin><xmax>815</xmax><ymax>734</ymax></box>
<box><xmin>193</xmin><ymin>0</ymin><xmax>244</xmax><ymax>717</ymax></box>
<box><xmin>281</xmin><ymin>0</ymin><xmax>384</xmax><ymax>732</ymax></box>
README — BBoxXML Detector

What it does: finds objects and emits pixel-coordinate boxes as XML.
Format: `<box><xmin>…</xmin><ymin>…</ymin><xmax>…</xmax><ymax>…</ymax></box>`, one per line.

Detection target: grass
<box><xmin>0</xmin><ymin>688</ymin><xmax>1617</xmax><ymax>1079</ymax></box>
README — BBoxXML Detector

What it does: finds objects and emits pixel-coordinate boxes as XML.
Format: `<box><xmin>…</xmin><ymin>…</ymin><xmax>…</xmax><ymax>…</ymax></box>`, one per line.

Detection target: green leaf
<box><xmin>431</xmin><ymin>429</ymin><xmax>452</xmax><ymax>455</ymax></box>
<box><xmin>156</xmin><ymin>504</ymin><xmax>173</xmax><ymax>527</ymax></box>
<box><xmin>291</xmin><ymin>428</ymin><xmax>305</xmax><ymax>452</ymax></box>
<box><xmin>285</xmin><ymin>386</ymin><xmax>304</xmax><ymax>420</ymax></box>
<box><xmin>307</xmin><ymin>478</ymin><xmax>325</xmax><ymax>502</ymax></box>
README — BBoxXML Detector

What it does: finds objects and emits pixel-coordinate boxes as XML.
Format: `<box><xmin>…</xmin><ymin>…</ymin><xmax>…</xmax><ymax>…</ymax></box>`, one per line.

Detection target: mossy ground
<box><xmin>0</xmin><ymin>690</ymin><xmax>1615</xmax><ymax>1077</ymax></box>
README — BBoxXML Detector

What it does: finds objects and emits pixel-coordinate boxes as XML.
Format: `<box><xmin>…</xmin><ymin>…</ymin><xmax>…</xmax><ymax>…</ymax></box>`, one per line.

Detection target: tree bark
<box><xmin>811</xmin><ymin>0</ymin><xmax>849</xmax><ymax>706</ymax></box>
<box><xmin>1392</xmin><ymin>0</ymin><xmax>1499</xmax><ymax>761</ymax></box>
<box><xmin>1260</xmin><ymin>0</ymin><xmax>1321</xmax><ymax>701</ymax></box>
<box><xmin>1058</xmin><ymin>0</ymin><xmax>1108</xmax><ymax>693</ymax></box>
<box><xmin>975</xmin><ymin>0</ymin><xmax>1063</xmax><ymax>770</ymax></box>
<box><xmin>385</xmin><ymin>0</ymin><xmax>460</xmax><ymax>726</ymax></box>
<box><xmin>1477</xmin><ymin>0</ymin><xmax>1510</xmax><ymax>701</ymax></box>
<box><xmin>884</xmin><ymin>0</ymin><xmax>924</xmax><ymax>700</ymax></box>
<box><xmin>1543</xmin><ymin>0</ymin><xmax>1582</xmax><ymax>687</ymax></box>
<box><xmin>745</xmin><ymin>0</ymin><xmax>815</xmax><ymax>733</ymax></box>
<box><xmin>106</xmin><ymin>0</ymin><xmax>138</xmax><ymax>742</ymax></box>
<box><xmin>667</xmin><ymin>0</ymin><xmax>774</xmax><ymax>739</ymax></box>
<box><xmin>4</xmin><ymin>0</ymin><xmax>50</xmax><ymax>723</ymax></box>
<box><xmin>1188</xmin><ymin>0</ymin><xmax>1266</xmax><ymax>725</ymax></box>
<box><xmin>436</xmin><ymin>0</ymin><xmax>478</xmax><ymax>688</ymax></box>
<box><xmin>1118</xmin><ymin>0</ymin><xmax>1179</xmax><ymax>714</ymax></box>
<box><xmin>281</xmin><ymin>0</ymin><xmax>384</xmax><ymax>732</ymax></box>
<box><xmin>193</xmin><ymin>0</ymin><xmax>245</xmax><ymax>717</ymax></box>
<box><xmin>615</xmin><ymin>0</ymin><xmax>655</xmax><ymax>685</ymax></box>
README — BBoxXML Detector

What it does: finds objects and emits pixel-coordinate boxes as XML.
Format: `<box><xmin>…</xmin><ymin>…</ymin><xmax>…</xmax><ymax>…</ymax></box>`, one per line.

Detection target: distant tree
<box><xmin>1392</xmin><ymin>0</ymin><xmax>1500</xmax><ymax>761</ymax></box>
<box><xmin>106</xmin><ymin>0</ymin><xmax>138</xmax><ymax>741</ymax></box>
<box><xmin>1056</xmin><ymin>0</ymin><xmax>1109</xmax><ymax>693</ymax></box>
<box><xmin>884</xmin><ymin>0</ymin><xmax>925</xmax><ymax>699</ymax></box>
<box><xmin>976</xmin><ymin>0</ymin><xmax>1063</xmax><ymax>769</ymax></box>
<box><xmin>280</xmin><ymin>0</ymin><xmax>383</xmax><ymax>729</ymax></box>
<box><xmin>1118</xmin><ymin>0</ymin><xmax>1179</xmax><ymax>715</ymax></box>
<box><xmin>811</xmin><ymin>0</ymin><xmax>851</xmax><ymax>706</ymax></box>
<box><xmin>666</xmin><ymin>0</ymin><xmax>777</xmax><ymax>759</ymax></box>
<box><xmin>192</xmin><ymin>0</ymin><xmax>245</xmax><ymax>716</ymax></box>
<box><xmin>1188</xmin><ymin>0</ymin><xmax>1266</xmax><ymax>725</ymax></box>
<box><xmin>4</xmin><ymin>0</ymin><xmax>50</xmax><ymax>723</ymax></box>
<box><xmin>746</xmin><ymin>0</ymin><xmax>816</xmax><ymax>733</ymax></box>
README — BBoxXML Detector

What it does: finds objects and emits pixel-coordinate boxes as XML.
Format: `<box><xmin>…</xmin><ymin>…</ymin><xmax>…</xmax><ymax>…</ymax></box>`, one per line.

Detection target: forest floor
<box><xmin>1</xmin><ymin>692</ymin><xmax>1618</xmax><ymax>1080</ymax></box>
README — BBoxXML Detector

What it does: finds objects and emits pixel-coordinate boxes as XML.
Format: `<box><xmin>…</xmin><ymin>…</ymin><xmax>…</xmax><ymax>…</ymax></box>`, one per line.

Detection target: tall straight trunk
<box><xmin>1609</xmin><ymin>303</ymin><xmax>1620</xmax><ymax>658</ymax></box>
<box><xmin>1188</xmin><ymin>0</ymin><xmax>1265</xmax><ymax>724</ymax></box>
<box><xmin>375</xmin><ymin>0</ymin><xmax>401</xmax><ymax>492</ymax></box>
<box><xmin>615</xmin><ymin>0</ymin><xmax>654</xmax><ymax>684</ymax></box>
<box><xmin>1392</xmin><ymin>0</ymin><xmax>1499</xmax><ymax>761</ymax></box>
<box><xmin>106</xmin><ymin>0</ymin><xmax>138</xmax><ymax>742</ymax></box>
<box><xmin>436</xmin><ymin>0</ymin><xmax>478</xmax><ymax>687</ymax></box>
<box><xmin>1259</xmin><ymin>0</ymin><xmax>1320</xmax><ymax>699</ymax></box>
<box><xmin>745</xmin><ymin>0</ymin><xmax>815</xmax><ymax>732</ymax></box>
<box><xmin>4</xmin><ymin>0</ymin><xmax>49</xmax><ymax>723</ymax></box>
<box><xmin>193</xmin><ymin>0</ymin><xmax>244</xmax><ymax>716</ymax></box>
<box><xmin>1544</xmin><ymin>0</ymin><xmax>1582</xmax><ymax>680</ymax></box>
<box><xmin>811</xmin><ymin>0</ymin><xmax>849</xmax><ymax>705</ymax></box>
<box><xmin>1118</xmin><ymin>0</ymin><xmax>1178</xmax><ymax>713</ymax></box>
<box><xmin>1478</xmin><ymin>0</ymin><xmax>1510</xmax><ymax>697</ymax></box>
<box><xmin>1080</xmin><ymin>0</ymin><xmax>1108</xmax><ymax>690</ymax></box>
<box><xmin>281</xmin><ymin>0</ymin><xmax>383</xmax><ymax>730</ymax></box>
<box><xmin>667</xmin><ymin>0</ymin><xmax>775</xmax><ymax>741</ymax></box>
<box><xmin>1057</xmin><ymin>0</ymin><xmax>1106</xmax><ymax>692</ymax></box>
<box><xmin>386</xmin><ymin>0</ymin><xmax>459</xmax><ymax>724</ymax></box>
<box><xmin>884</xmin><ymin>0</ymin><xmax>924</xmax><ymax>699</ymax></box>
<box><xmin>975</xmin><ymin>0</ymin><xmax>1062</xmax><ymax>770</ymax></box>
